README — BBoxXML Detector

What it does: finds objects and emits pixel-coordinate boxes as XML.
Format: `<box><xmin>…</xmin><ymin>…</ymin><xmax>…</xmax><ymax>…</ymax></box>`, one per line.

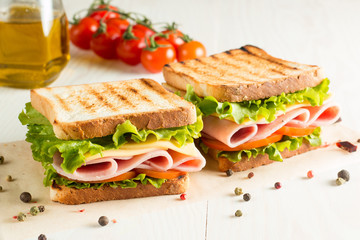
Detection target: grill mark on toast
<box><xmin>87</xmin><ymin>85</ymin><xmax>118</xmax><ymax>112</ymax></box>
<box><xmin>239</xmin><ymin>46</ymin><xmax>298</xmax><ymax>70</ymax></box>
<box><xmin>54</xmin><ymin>93</ymin><xmax>71</xmax><ymax>112</ymax></box>
<box><xmin>129</xmin><ymin>86</ymin><xmax>151</xmax><ymax>102</ymax></box>
<box><xmin>140</xmin><ymin>78</ymin><xmax>167</xmax><ymax>96</ymax></box>
<box><xmin>207</xmin><ymin>55</ymin><xmax>263</xmax><ymax>83</ymax></box>
<box><xmin>104</xmin><ymin>83</ymin><xmax>135</xmax><ymax>108</ymax></box>
<box><xmin>269</xmin><ymin>68</ymin><xmax>286</xmax><ymax>75</ymax></box>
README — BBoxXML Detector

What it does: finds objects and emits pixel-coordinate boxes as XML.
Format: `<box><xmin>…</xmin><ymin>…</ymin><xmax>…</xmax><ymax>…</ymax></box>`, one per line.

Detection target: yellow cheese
<box><xmin>85</xmin><ymin>138</ymin><xmax>198</xmax><ymax>161</ymax></box>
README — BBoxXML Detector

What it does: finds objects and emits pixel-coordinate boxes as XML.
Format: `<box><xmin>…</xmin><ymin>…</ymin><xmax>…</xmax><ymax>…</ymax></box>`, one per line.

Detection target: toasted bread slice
<box><xmin>31</xmin><ymin>79</ymin><xmax>196</xmax><ymax>140</ymax></box>
<box><xmin>163</xmin><ymin>45</ymin><xmax>325</xmax><ymax>102</ymax></box>
<box><xmin>50</xmin><ymin>174</ymin><xmax>189</xmax><ymax>205</ymax></box>
<box><xmin>205</xmin><ymin>141</ymin><xmax>319</xmax><ymax>172</ymax></box>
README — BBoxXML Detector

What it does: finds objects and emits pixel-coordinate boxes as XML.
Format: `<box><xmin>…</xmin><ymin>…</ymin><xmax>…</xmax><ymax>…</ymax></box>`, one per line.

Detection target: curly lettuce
<box><xmin>19</xmin><ymin>103</ymin><xmax>202</xmax><ymax>175</ymax></box>
<box><xmin>184</xmin><ymin>79</ymin><xmax>330</xmax><ymax>124</ymax></box>
<box><xmin>201</xmin><ymin>128</ymin><xmax>322</xmax><ymax>163</ymax></box>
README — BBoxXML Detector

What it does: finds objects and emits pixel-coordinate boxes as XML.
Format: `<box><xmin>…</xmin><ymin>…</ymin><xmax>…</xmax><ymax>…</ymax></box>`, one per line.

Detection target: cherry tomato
<box><xmin>133</xmin><ymin>24</ymin><xmax>155</xmax><ymax>38</ymax></box>
<box><xmin>69</xmin><ymin>17</ymin><xmax>99</xmax><ymax>50</ymax></box>
<box><xmin>177</xmin><ymin>40</ymin><xmax>206</xmax><ymax>62</ymax></box>
<box><xmin>105</xmin><ymin>18</ymin><xmax>130</xmax><ymax>35</ymax></box>
<box><xmin>158</xmin><ymin>29</ymin><xmax>184</xmax><ymax>50</ymax></box>
<box><xmin>116</xmin><ymin>29</ymin><xmax>146</xmax><ymax>65</ymax></box>
<box><xmin>141</xmin><ymin>39</ymin><xmax>176</xmax><ymax>73</ymax></box>
<box><xmin>89</xmin><ymin>4</ymin><xmax>120</xmax><ymax>23</ymax></box>
<box><xmin>90</xmin><ymin>25</ymin><xmax>121</xmax><ymax>59</ymax></box>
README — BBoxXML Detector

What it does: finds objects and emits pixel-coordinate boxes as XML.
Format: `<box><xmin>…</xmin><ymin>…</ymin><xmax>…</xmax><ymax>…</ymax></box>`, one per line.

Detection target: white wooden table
<box><xmin>1</xmin><ymin>1</ymin><xmax>360</xmax><ymax>239</ymax></box>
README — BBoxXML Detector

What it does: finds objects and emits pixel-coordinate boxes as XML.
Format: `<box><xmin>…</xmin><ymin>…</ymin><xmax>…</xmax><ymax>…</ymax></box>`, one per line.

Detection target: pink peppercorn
<box><xmin>180</xmin><ymin>194</ymin><xmax>186</xmax><ymax>200</ymax></box>
<box><xmin>248</xmin><ymin>172</ymin><xmax>254</xmax><ymax>179</ymax></box>
<box><xmin>307</xmin><ymin>170</ymin><xmax>314</xmax><ymax>179</ymax></box>
<box><xmin>274</xmin><ymin>182</ymin><xmax>281</xmax><ymax>189</ymax></box>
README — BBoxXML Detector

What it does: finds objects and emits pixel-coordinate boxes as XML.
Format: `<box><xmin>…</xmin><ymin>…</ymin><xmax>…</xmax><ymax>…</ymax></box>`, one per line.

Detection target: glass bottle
<box><xmin>0</xmin><ymin>0</ymin><xmax>70</xmax><ymax>89</ymax></box>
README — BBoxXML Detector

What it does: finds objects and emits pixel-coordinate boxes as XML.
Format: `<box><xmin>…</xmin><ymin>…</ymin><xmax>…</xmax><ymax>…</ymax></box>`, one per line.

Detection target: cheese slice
<box><xmin>85</xmin><ymin>137</ymin><xmax>199</xmax><ymax>161</ymax></box>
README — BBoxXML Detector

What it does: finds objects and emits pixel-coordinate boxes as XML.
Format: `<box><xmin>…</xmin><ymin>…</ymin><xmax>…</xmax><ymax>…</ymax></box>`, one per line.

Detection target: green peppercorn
<box><xmin>98</xmin><ymin>216</ymin><xmax>109</xmax><ymax>226</ymax></box>
<box><xmin>17</xmin><ymin>212</ymin><xmax>26</xmax><ymax>222</ymax></box>
<box><xmin>0</xmin><ymin>186</ymin><xmax>3</xmax><ymax>192</ymax></box>
<box><xmin>30</xmin><ymin>206</ymin><xmax>39</xmax><ymax>216</ymax></box>
<box><xmin>226</xmin><ymin>169</ymin><xmax>233</xmax><ymax>177</ymax></box>
<box><xmin>234</xmin><ymin>187</ymin><xmax>243</xmax><ymax>196</ymax></box>
<box><xmin>38</xmin><ymin>234</ymin><xmax>47</xmax><ymax>240</ymax></box>
<box><xmin>6</xmin><ymin>175</ymin><xmax>12</xmax><ymax>182</ymax></box>
<box><xmin>20</xmin><ymin>192</ymin><xmax>32</xmax><ymax>203</ymax></box>
<box><xmin>38</xmin><ymin>205</ymin><xmax>45</xmax><ymax>213</ymax></box>
<box><xmin>235</xmin><ymin>210</ymin><xmax>242</xmax><ymax>217</ymax></box>
<box><xmin>243</xmin><ymin>193</ymin><xmax>251</xmax><ymax>201</ymax></box>
<box><xmin>336</xmin><ymin>177</ymin><xmax>346</xmax><ymax>186</ymax></box>
<box><xmin>0</xmin><ymin>156</ymin><xmax>4</xmax><ymax>164</ymax></box>
<box><xmin>337</xmin><ymin>170</ymin><xmax>350</xmax><ymax>182</ymax></box>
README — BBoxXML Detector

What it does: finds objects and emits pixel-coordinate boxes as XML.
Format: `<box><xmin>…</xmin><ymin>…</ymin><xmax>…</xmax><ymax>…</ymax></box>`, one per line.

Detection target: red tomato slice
<box><xmin>201</xmin><ymin>133</ymin><xmax>283</xmax><ymax>151</ymax></box>
<box><xmin>275</xmin><ymin>126</ymin><xmax>316</xmax><ymax>136</ymax></box>
<box><xmin>135</xmin><ymin>169</ymin><xmax>186</xmax><ymax>179</ymax></box>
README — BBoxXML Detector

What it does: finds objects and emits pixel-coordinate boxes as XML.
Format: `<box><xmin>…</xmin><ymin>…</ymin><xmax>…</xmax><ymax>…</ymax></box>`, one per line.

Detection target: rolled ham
<box><xmin>53</xmin><ymin>148</ymin><xmax>206</xmax><ymax>182</ymax></box>
<box><xmin>202</xmin><ymin>101</ymin><xmax>340</xmax><ymax>148</ymax></box>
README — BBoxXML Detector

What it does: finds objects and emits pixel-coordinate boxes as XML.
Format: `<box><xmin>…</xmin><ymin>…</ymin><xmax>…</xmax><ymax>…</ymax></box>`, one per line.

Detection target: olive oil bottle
<box><xmin>0</xmin><ymin>2</ymin><xmax>70</xmax><ymax>88</ymax></box>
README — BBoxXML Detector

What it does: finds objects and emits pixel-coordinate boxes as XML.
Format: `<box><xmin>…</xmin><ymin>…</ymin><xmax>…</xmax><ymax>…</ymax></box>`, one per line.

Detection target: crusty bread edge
<box><xmin>206</xmin><ymin>141</ymin><xmax>319</xmax><ymax>172</ymax></box>
<box><xmin>30</xmin><ymin>82</ymin><xmax>197</xmax><ymax>140</ymax></box>
<box><xmin>163</xmin><ymin>46</ymin><xmax>326</xmax><ymax>102</ymax></box>
<box><xmin>50</xmin><ymin>174</ymin><xmax>189</xmax><ymax>205</ymax></box>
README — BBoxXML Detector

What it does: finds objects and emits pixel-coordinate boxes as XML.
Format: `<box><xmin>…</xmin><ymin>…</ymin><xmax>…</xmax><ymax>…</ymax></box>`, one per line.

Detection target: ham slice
<box><xmin>53</xmin><ymin>149</ymin><xmax>205</xmax><ymax>182</ymax></box>
<box><xmin>202</xmin><ymin>101</ymin><xmax>340</xmax><ymax>148</ymax></box>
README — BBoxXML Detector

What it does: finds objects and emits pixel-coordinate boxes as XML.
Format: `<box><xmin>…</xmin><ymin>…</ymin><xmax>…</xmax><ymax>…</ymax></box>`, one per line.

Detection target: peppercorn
<box><xmin>98</xmin><ymin>216</ymin><xmax>109</xmax><ymax>226</ymax></box>
<box><xmin>226</xmin><ymin>169</ymin><xmax>233</xmax><ymax>177</ymax></box>
<box><xmin>180</xmin><ymin>193</ymin><xmax>186</xmax><ymax>200</ymax></box>
<box><xmin>30</xmin><ymin>206</ymin><xmax>39</xmax><ymax>216</ymax></box>
<box><xmin>337</xmin><ymin>170</ymin><xmax>350</xmax><ymax>182</ymax></box>
<box><xmin>336</xmin><ymin>177</ymin><xmax>346</xmax><ymax>186</ymax></box>
<box><xmin>17</xmin><ymin>212</ymin><xmax>26</xmax><ymax>222</ymax></box>
<box><xmin>6</xmin><ymin>175</ymin><xmax>12</xmax><ymax>182</ymax></box>
<box><xmin>235</xmin><ymin>210</ymin><xmax>242</xmax><ymax>217</ymax></box>
<box><xmin>248</xmin><ymin>172</ymin><xmax>254</xmax><ymax>179</ymax></box>
<box><xmin>0</xmin><ymin>186</ymin><xmax>2</xmax><ymax>192</ymax></box>
<box><xmin>307</xmin><ymin>170</ymin><xmax>314</xmax><ymax>179</ymax></box>
<box><xmin>38</xmin><ymin>205</ymin><xmax>45</xmax><ymax>213</ymax></box>
<box><xmin>20</xmin><ymin>192</ymin><xmax>32</xmax><ymax>203</ymax></box>
<box><xmin>274</xmin><ymin>182</ymin><xmax>281</xmax><ymax>189</ymax></box>
<box><xmin>38</xmin><ymin>234</ymin><xmax>47</xmax><ymax>240</ymax></box>
<box><xmin>0</xmin><ymin>156</ymin><xmax>4</xmax><ymax>164</ymax></box>
<box><xmin>243</xmin><ymin>193</ymin><xmax>251</xmax><ymax>201</ymax></box>
<box><xmin>234</xmin><ymin>187</ymin><xmax>243</xmax><ymax>196</ymax></box>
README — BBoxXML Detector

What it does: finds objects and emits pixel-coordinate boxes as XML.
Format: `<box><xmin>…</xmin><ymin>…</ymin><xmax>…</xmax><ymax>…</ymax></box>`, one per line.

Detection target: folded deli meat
<box><xmin>202</xmin><ymin>99</ymin><xmax>340</xmax><ymax>148</ymax></box>
<box><xmin>53</xmin><ymin>142</ymin><xmax>205</xmax><ymax>182</ymax></box>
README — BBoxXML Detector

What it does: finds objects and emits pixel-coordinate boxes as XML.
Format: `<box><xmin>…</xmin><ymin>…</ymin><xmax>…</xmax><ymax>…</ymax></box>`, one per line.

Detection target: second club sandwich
<box><xmin>19</xmin><ymin>79</ymin><xmax>205</xmax><ymax>204</ymax></box>
<box><xmin>163</xmin><ymin>45</ymin><xmax>340</xmax><ymax>172</ymax></box>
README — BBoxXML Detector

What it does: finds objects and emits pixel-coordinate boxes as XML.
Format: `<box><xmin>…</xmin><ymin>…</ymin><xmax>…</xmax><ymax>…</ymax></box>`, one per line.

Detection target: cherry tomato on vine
<box><xmin>158</xmin><ymin>29</ymin><xmax>184</xmax><ymax>50</ymax></box>
<box><xmin>141</xmin><ymin>39</ymin><xmax>176</xmax><ymax>73</ymax></box>
<box><xmin>177</xmin><ymin>40</ymin><xmax>206</xmax><ymax>62</ymax></box>
<box><xmin>89</xmin><ymin>4</ymin><xmax>120</xmax><ymax>23</ymax></box>
<box><xmin>105</xmin><ymin>18</ymin><xmax>130</xmax><ymax>34</ymax></box>
<box><xmin>116</xmin><ymin>28</ymin><xmax>146</xmax><ymax>65</ymax></box>
<box><xmin>90</xmin><ymin>25</ymin><xmax>121</xmax><ymax>59</ymax></box>
<box><xmin>69</xmin><ymin>17</ymin><xmax>99</xmax><ymax>49</ymax></box>
<box><xmin>133</xmin><ymin>24</ymin><xmax>155</xmax><ymax>38</ymax></box>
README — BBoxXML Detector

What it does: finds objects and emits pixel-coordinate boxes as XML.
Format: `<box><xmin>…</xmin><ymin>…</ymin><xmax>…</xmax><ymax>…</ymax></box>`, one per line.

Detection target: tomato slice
<box><xmin>275</xmin><ymin>126</ymin><xmax>316</xmax><ymax>136</ymax></box>
<box><xmin>201</xmin><ymin>133</ymin><xmax>283</xmax><ymax>151</ymax></box>
<box><xmin>58</xmin><ymin>171</ymin><xmax>137</xmax><ymax>184</ymax></box>
<box><xmin>135</xmin><ymin>169</ymin><xmax>186</xmax><ymax>179</ymax></box>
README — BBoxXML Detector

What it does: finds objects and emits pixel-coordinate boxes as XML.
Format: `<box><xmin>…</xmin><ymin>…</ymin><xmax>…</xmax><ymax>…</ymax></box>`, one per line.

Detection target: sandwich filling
<box><xmin>19</xmin><ymin>103</ymin><xmax>204</xmax><ymax>189</ymax></box>
<box><xmin>183</xmin><ymin>78</ymin><xmax>340</xmax><ymax>162</ymax></box>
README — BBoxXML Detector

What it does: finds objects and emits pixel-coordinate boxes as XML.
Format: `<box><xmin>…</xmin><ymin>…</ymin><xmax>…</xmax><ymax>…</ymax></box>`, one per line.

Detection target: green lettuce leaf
<box><xmin>19</xmin><ymin>103</ymin><xmax>202</xmax><ymax>174</ymax></box>
<box><xmin>43</xmin><ymin>164</ymin><xmax>166</xmax><ymax>189</ymax></box>
<box><xmin>216</xmin><ymin>127</ymin><xmax>322</xmax><ymax>163</ymax></box>
<box><xmin>184</xmin><ymin>79</ymin><xmax>330</xmax><ymax>124</ymax></box>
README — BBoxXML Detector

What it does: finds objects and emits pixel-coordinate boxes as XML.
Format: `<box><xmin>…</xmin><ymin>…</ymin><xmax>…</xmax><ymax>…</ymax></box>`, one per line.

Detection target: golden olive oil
<box><xmin>0</xmin><ymin>5</ymin><xmax>70</xmax><ymax>88</ymax></box>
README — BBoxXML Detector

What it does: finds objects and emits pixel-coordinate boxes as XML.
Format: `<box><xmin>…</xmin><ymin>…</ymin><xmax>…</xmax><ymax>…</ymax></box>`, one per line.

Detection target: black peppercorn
<box><xmin>226</xmin><ymin>169</ymin><xmax>233</xmax><ymax>177</ymax></box>
<box><xmin>38</xmin><ymin>205</ymin><xmax>45</xmax><ymax>212</ymax></box>
<box><xmin>0</xmin><ymin>156</ymin><xmax>4</xmax><ymax>164</ymax></box>
<box><xmin>243</xmin><ymin>193</ymin><xmax>251</xmax><ymax>201</ymax></box>
<box><xmin>98</xmin><ymin>216</ymin><xmax>109</xmax><ymax>226</ymax></box>
<box><xmin>20</xmin><ymin>192</ymin><xmax>32</xmax><ymax>203</ymax></box>
<box><xmin>38</xmin><ymin>234</ymin><xmax>47</xmax><ymax>240</ymax></box>
<box><xmin>337</xmin><ymin>170</ymin><xmax>350</xmax><ymax>181</ymax></box>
